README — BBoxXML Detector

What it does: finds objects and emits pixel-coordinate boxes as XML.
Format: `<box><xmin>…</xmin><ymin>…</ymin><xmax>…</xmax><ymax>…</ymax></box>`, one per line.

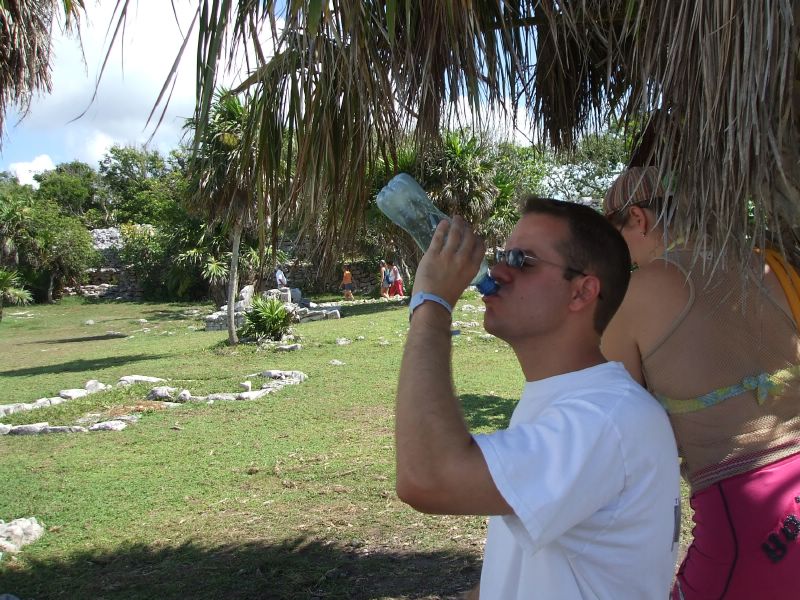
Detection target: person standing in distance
<box><xmin>275</xmin><ymin>265</ymin><xmax>288</xmax><ymax>288</ymax></box>
<box><xmin>395</xmin><ymin>197</ymin><xmax>680</xmax><ymax>599</ymax></box>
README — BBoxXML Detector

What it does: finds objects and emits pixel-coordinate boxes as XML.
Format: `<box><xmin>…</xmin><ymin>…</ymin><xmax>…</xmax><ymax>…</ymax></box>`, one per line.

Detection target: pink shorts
<box><xmin>672</xmin><ymin>451</ymin><xmax>800</xmax><ymax>599</ymax></box>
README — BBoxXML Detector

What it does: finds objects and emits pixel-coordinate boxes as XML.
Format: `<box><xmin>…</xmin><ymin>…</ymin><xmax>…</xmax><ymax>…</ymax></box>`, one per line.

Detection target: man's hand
<box><xmin>412</xmin><ymin>216</ymin><xmax>486</xmax><ymax>307</ymax></box>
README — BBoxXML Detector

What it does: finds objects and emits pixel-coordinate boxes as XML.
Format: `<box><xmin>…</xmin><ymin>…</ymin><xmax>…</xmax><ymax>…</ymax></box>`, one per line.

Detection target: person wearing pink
<box><xmin>387</xmin><ymin>260</ymin><xmax>404</xmax><ymax>297</ymax></box>
<box><xmin>602</xmin><ymin>166</ymin><xmax>800</xmax><ymax>599</ymax></box>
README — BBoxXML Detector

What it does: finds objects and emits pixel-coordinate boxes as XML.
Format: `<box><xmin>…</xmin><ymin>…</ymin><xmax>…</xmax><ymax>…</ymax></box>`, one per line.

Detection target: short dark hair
<box><xmin>522</xmin><ymin>196</ymin><xmax>632</xmax><ymax>334</ymax></box>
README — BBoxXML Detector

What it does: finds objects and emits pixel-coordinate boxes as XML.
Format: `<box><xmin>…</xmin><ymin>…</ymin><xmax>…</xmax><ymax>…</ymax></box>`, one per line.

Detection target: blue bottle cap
<box><xmin>474</xmin><ymin>273</ymin><xmax>500</xmax><ymax>296</ymax></box>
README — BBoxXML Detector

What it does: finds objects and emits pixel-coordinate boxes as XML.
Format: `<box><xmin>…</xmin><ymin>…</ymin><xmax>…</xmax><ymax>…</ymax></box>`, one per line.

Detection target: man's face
<box><xmin>482</xmin><ymin>213</ymin><xmax>576</xmax><ymax>344</ymax></box>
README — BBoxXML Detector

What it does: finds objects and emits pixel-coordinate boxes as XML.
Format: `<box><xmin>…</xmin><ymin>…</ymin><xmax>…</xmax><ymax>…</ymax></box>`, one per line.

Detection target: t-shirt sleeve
<box><xmin>473</xmin><ymin>398</ymin><xmax>625</xmax><ymax>554</ymax></box>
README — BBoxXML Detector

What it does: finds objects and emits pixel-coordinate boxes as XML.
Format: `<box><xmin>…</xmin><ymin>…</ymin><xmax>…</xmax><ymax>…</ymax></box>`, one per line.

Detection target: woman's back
<box><xmin>641</xmin><ymin>251</ymin><xmax>800</xmax><ymax>490</ymax></box>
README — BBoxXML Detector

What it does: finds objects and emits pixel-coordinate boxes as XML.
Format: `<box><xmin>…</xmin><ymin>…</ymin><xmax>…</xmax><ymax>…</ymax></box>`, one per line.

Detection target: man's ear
<box><xmin>569</xmin><ymin>275</ymin><xmax>601</xmax><ymax>312</ymax></box>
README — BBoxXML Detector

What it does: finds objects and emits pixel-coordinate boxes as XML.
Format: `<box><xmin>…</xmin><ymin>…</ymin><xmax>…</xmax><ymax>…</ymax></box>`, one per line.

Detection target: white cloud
<box><xmin>10</xmin><ymin>155</ymin><xmax>56</xmax><ymax>186</ymax></box>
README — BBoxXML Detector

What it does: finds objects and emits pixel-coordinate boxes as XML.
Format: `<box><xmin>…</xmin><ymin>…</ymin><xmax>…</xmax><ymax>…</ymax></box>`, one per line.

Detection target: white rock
<box><xmin>240</xmin><ymin>381</ymin><xmax>252</xmax><ymax>392</ymax></box>
<box><xmin>45</xmin><ymin>426</ymin><xmax>88</xmax><ymax>434</ymax></box>
<box><xmin>84</xmin><ymin>319</ymin><xmax>95</xmax><ymax>325</ymax></box>
<box><xmin>276</xmin><ymin>343</ymin><xmax>302</xmax><ymax>352</ymax></box>
<box><xmin>162</xmin><ymin>402</ymin><xmax>182</xmax><ymax>408</ymax></box>
<box><xmin>207</xmin><ymin>393</ymin><xmax>237</xmax><ymax>401</ymax></box>
<box><xmin>335</xmin><ymin>338</ymin><xmax>352</xmax><ymax>346</ymax></box>
<box><xmin>32</xmin><ymin>398</ymin><xmax>52</xmax><ymax>408</ymax></box>
<box><xmin>9</xmin><ymin>423</ymin><xmax>49</xmax><ymax>435</ymax></box>
<box><xmin>325</xmin><ymin>310</ymin><xmax>341</xmax><ymax>319</ymax></box>
<box><xmin>115</xmin><ymin>415</ymin><xmax>140</xmax><ymax>424</ymax></box>
<box><xmin>236</xmin><ymin>389</ymin><xmax>272</xmax><ymax>400</ymax></box>
<box><xmin>89</xmin><ymin>420</ymin><xmax>128</xmax><ymax>431</ymax></box>
<box><xmin>177</xmin><ymin>389</ymin><xmax>193</xmax><ymax>402</ymax></box>
<box><xmin>85</xmin><ymin>379</ymin><xmax>109</xmax><ymax>393</ymax></box>
<box><xmin>59</xmin><ymin>388</ymin><xmax>88</xmax><ymax>400</ymax></box>
<box><xmin>0</xmin><ymin>517</ymin><xmax>44</xmax><ymax>553</ymax></box>
<box><xmin>137</xmin><ymin>319</ymin><xmax>148</xmax><ymax>323</ymax></box>
<box><xmin>48</xmin><ymin>397</ymin><xmax>65</xmax><ymax>406</ymax></box>
<box><xmin>0</xmin><ymin>424</ymin><xmax>11</xmax><ymax>435</ymax></box>
<box><xmin>356</xmin><ymin>335</ymin><xmax>365</xmax><ymax>340</ymax></box>
<box><xmin>118</xmin><ymin>375</ymin><xmax>166</xmax><ymax>386</ymax></box>
<box><xmin>329</xmin><ymin>359</ymin><xmax>345</xmax><ymax>366</ymax></box>
<box><xmin>147</xmin><ymin>386</ymin><xmax>177</xmax><ymax>400</ymax></box>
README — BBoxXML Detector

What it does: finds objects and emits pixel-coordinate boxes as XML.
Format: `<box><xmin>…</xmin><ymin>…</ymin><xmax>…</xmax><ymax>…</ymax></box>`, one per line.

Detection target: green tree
<box><xmin>186</xmin><ymin>90</ymin><xmax>259</xmax><ymax>345</ymax></box>
<box><xmin>98</xmin><ymin>145</ymin><xmax>170</xmax><ymax>224</ymax></box>
<box><xmin>34</xmin><ymin>161</ymin><xmax>107</xmax><ymax>226</ymax></box>
<box><xmin>20</xmin><ymin>200</ymin><xmax>98</xmax><ymax>302</ymax></box>
<box><xmin>0</xmin><ymin>173</ymin><xmax>35</xmax><ymax>267</ymax></box>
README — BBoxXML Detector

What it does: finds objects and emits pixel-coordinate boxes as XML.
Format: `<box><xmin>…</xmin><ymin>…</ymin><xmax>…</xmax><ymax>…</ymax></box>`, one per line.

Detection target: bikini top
<box><xmin>640</xmin><ymin>250</ymin><xmax>800</xmax><ymax>489</ymax></box>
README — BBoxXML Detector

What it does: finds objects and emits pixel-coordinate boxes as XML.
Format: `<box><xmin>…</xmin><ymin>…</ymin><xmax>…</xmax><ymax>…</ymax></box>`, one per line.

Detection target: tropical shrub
<box><xmin>239</xmin><ymin>296</ymin><xmax>293</xmax><ymax>341</ymax></box>
<box><xmin>0</xmin><ymin>267</ymin><xmax>32</xmax><ymax>322</ymax></box>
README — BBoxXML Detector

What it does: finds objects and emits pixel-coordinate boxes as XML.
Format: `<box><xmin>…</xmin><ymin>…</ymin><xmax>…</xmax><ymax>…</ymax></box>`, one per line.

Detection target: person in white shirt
<box><xmin>275</xmin><ymin>266</ymin><xmax>288</xmax><ymax>288</ymax></box>
<box><xmin>395</xmin><ymin>197</ymin><xmax>680</xmax><ymax>599</ymax></box>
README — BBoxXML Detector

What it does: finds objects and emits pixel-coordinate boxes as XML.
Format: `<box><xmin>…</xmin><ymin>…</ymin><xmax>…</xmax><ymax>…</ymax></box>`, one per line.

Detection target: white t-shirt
<box><xmin>473</xmin><ymin>362</ymin><xmax>680</xmax><ymax>600</ymax></box>
<box><xmin>275</xmin><ymin>269</ymin><xmax>287</xmax><ymax>287</ymax></box>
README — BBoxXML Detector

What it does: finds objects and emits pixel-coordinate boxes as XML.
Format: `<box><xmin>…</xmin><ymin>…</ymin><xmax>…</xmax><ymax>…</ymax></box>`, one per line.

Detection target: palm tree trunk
<box><xmin>46</xmin><ymin>272</ymin><xmax>55</xmax><ymax>304</ymax></box>
<box><xmin>226</xmin><ymin>222</ymin><xmax>243</xmax><ymax>345</ymax></box>
<box><xmin>0</xmin><ymin>297</ymin><xmax>4</xmax><ymax>323</ymax></box>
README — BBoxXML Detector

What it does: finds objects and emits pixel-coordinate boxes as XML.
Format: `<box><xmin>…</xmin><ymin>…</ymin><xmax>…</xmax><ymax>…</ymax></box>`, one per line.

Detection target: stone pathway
<box><xmin>0</xmin><ymin>371</ymin><xmax>307</xmax><ymax>437</ymax></box>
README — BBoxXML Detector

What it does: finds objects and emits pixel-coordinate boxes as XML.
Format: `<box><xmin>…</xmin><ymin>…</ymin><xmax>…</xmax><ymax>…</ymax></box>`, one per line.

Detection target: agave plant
<box><xmin>0</xmin><ymin>267</ymin><xmax>32</xmax><ymax>323</ymax></box>
<box><xmin>239</xmin><ymin>296</ymin><xmax>293</xmax><ymax>342</ymax></box>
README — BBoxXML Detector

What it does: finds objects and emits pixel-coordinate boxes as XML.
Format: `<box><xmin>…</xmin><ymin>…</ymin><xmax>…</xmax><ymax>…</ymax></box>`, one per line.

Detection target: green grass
<box><xmin>0</xmin><ymin>295</ymin><xmax>692</xmax><ymax>599</ymax></box>
<box><xmin>0</xmin><ymin>295</ymin><xmax>519</xmax><ymax>599</ymax></box>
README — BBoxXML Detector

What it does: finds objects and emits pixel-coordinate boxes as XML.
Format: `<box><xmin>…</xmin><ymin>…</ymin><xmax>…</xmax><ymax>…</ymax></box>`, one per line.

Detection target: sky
<box><xmin>2</xmin><ymin>3</ymin><xmax>534</xmax><ymax>187</ymax></box>
<box><xmin>2</xmin><ymin>2</ymin><xmax>204</xmax><ymax>185</ymax></box>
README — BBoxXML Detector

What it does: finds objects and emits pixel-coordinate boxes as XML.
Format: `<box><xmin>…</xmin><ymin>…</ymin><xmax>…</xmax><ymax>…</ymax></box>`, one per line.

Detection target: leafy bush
<box><xmin>240</xmin><ymin>296</ymin><xmax>293</xmax><ymax>341</ymax></box>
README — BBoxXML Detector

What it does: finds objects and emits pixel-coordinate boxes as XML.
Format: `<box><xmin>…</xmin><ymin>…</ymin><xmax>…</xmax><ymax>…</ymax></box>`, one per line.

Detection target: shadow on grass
<box><xmin>140</xmin><ymin>307</ymin><xmax>210</xmax><ymax>323</ymax></box>
<box><xmin>460</xmin><ymin>394</ymin><xmax>515</xmax><ymax>431</ymax></box>
<box><xmin>338</xmin><ymin>300</ymin><xmax>407</xmax><ymax>319</ymax></box>
<box><xmin>30</xmin><ymin>333</ymin><xmax>130</xmax><ymax>344</ymax></box>
<box><xmin>0</xmin><ymin>354</ymin><xmax>168</xmax><ymax>378</ymax></box>
<box><xmin>2</xmin><ymin>537</ymin><xmax>481</xmax><ymax>600</ymax></box>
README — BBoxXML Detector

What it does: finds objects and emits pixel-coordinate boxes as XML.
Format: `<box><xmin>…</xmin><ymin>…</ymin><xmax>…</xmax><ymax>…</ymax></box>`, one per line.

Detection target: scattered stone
<box><xmin>452</xmin><ymin>320</ymin><xmax>480</xmax><ymax>328</ymax></box>
<box><xmin>479</xmin><ymin>333</ymin><xmax>495</xmax><ymax>340</ymax></box>
<box><xmin>240</xmin><ymin>381</ymin><xmax>252</xmax><ymax>392</ymax></box>
<box><xmin>76</xmin><ymin>413</ymin><xmax>103</xmax><ymax>425</ymax></box>
<box><xmin>45</xmin><ymin>426</ymin><xmax>88</xmax><ymax>434</ymax></box>
<box><xmin>236</xmin><ymin>389</ymin><xmax>272</xmax><ymax>400</ymax></box>
<box><xmin>177</xmin><ymin>389</ymin><xmax>193</xmax><ymax>402</ymax></box>
<box><xmin>0</xmin><ymin>424</ymin><xmax>11</xmax><ymax>435</ymax></box>
<box><xmin>137</xmin><ymin>319</ymin><xmax>148</xmax><ymax>324</ymax></box>
<box><xmin>378</xmin><ymin>340</ymin><xmax>391</xmax><ymax>346</ymax></box>
<box><xmin>0</xmin><ymin>517</ymin><xmax>44</xmax><ymax>553</ymax></box>
<box><xmin>89</xmin><ymin>420</ymin><xmax>127</xmax><ymax>432</ymax></box>
<box><xmin>276</xmin><ymin>343</ymin><xmax>302</xmax><ymax>352</ymax></box>
<box><xmin>356</xmin><ymin>335</ymin><xmax>365</xmax><ymax>341</ymax></box>
<box><xmin>335</xmin><ymin>338</ymin><xmax>352</xmax><ymax>346</ymax></box>
<box><xmin>118</xmin><ymin>375</ymin><xmax>166</xmax><ymax>386</ymax></box>
<box><xmin>147</xmin><ymin>386</ymin><xmax>177</xmax><ymax>400</ymax></box>
<box><xmin>58</xmin><ymin>389</ymin><xmax>88</xmax><ymax>400</ymax></box>
<box><xmin>84</xmin><ymin>380</ymin><xmax>109</xmax><ymax>393</ymax></box>
<box><xmin>115</xmin><ymin>415</ymin><xmax>140</xmax><ymax>424</ymax></box>
<box><xmin>84</xmin><ymin>319</ymin><xmax>95</xmax><ymax>325</ymax></box>
<box><xmin>329</xmin><ymin>360</ymin><xmax>345</xmax><ymax>366</ymax></box>
<box><xmin>9</xmin><ymin>423</ymin><xmax>49</xmax><ymax>435</ymax></box>
<box><xmin>162</xmin><ymin>402</ymin><xmax>182</xmax><ymax>409</ymax></box>
<box><xmin>207</xmin><ymin>393</ymin><xmax>237</xmax><ymax>402</ymax></box>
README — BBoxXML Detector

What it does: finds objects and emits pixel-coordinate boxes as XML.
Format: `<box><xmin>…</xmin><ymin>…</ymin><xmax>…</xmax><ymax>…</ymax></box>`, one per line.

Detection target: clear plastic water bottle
<box><xmin>376</xmin><ymin>173</ymin><xmax>500</xmax><ymax>296</ymax></box>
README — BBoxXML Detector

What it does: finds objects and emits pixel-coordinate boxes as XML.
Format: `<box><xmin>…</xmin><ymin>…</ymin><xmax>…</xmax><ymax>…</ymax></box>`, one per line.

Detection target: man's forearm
<box><xmin>395</xmin><ymin>302</ymin><xmax>474</xmax><ymax>508</ymax></box>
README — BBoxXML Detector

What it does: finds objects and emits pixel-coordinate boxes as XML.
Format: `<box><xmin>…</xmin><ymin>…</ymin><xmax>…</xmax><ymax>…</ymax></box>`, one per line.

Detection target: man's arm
<box><xmin>395</xmin><ymin>217</ymin><xmax>512</xmax><ymax>516</ymax></box>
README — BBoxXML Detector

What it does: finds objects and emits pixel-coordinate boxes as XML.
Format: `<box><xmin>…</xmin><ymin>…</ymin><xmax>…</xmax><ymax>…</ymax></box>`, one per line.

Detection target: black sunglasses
<box><xmin>494</xmin><ymin>248</ymin><xmax>589</xmax><ymax>277</ymax></box>
<box><xmin>494</xmin><ymin>248</ymin><xmax>603</xmax><ymax>299</ymax></box>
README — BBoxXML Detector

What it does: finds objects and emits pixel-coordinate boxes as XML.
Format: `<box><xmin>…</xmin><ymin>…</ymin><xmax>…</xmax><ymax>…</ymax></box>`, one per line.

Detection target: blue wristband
<box><xmin>408</xmin><ymin>292</ymin><xmax>453</xmax><ymax>320</ymax></box>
